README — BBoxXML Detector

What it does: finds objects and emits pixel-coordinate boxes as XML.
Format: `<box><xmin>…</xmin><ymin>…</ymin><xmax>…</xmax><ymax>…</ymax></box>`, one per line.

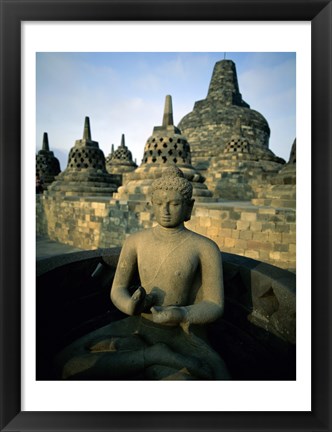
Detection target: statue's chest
<box><xmin>137</xmin><ymin>239</ymin><xmax>198</xmax><ymax>288</ymax></box>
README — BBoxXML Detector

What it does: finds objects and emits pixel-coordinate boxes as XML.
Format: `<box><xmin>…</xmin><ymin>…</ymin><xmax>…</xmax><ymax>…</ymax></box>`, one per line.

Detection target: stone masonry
<box><xmin>37</xmin><ymin>195</ymin><xmax>296</xmax><ymax>272</ymax></box>
<box><xmin>252</xmin><ymin>139</ymin><xmax>296</xmax><ymax>209</ymax></box>
<box><xmin>204</xmin><ymin>119</ymin><xmax>286</xmax><ymax>199</ymax></box>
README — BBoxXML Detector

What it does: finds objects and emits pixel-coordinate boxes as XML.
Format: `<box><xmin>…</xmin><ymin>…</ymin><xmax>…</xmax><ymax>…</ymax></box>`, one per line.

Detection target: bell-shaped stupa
<box><xmin>178</xmin><ymin>59</ymin><xmax>282</xmax><ymax>171</ymax></box>
<box><xmin>36</xmin><ymin>132</ymin><xmax>61</xmax><ymax>188</ymax></box>
<box><xmin>105</xmin><ymin>134</ymin><xmax>137</xmax><ymax>187</ymax></box>
<box><xmin>114</xmin><ymin>95</ymin><xmax>213</xmax><ymax>202</ymax></box>
<box><xmin>47</xmin><ymin>117</ymin><xmax>118</xmax><ymax>197</ymax></box>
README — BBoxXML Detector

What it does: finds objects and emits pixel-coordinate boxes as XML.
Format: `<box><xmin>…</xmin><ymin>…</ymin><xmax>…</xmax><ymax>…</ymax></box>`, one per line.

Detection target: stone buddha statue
<box><xmin>56</xmin><ymin>166</ymin><xmax>230</xmax><ymax>380</ymax></box>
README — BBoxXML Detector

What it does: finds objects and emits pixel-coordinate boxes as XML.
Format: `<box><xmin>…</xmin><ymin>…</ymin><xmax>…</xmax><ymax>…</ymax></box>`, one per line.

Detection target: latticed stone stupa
<box><xmin>178</xmin><ymin>59</ymin><xmax>284</xmax><ymax>171</ymax></box>
<box><xmin>114</xmin><ymin>95</ymin><xmax>213</xmax><ymax>202</ymax></box>
<box><xmin>36</xmin><ymin>132</ymin><xmax>61</xmax><ymax>188</ymax></box>
<box><xmin>105</xmin><ymin>134</ymin><xmax>137</xmax><ymax>186</ymax></box>
<box><xmin>204</xmin><ymin>118</ymin><xmax>286</xmax><ymax>199</ymax></box>
<box><xmin>47</xmin><ymin>117</ymin><xmax>118</xmax><ymax>197</ymax></box>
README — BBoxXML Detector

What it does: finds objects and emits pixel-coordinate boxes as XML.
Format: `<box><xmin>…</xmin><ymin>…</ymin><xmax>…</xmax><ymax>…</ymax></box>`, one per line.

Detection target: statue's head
<box><xmin>151</xmin><ymin>166</ymin><xmax>195</xmax><ymax>228</ymax></box>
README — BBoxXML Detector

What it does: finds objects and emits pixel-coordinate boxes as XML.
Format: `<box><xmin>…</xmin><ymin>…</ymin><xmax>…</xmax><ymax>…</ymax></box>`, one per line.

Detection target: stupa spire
<box><xmin>207</xmin><ymin>59</ymin><xmax>249</xmax><ymax>108</ymax></box>
<box><xmin>83</xmin><ymin>116</ymin><xmax>92</xmax><ymax>140</ymax></box>
<box><xmin>162</xmin><ymin>95</ymin><xmax>174</xmax><ymax>127</ymax></box>
<box><xmin>121</xmin><ymin>134</ymin><xmax>125</xmax><ymax>147</ymax></box>
<box><xmin>42</xmin><ymin>132</ymin><xmax>50</xmax><ymax>151</ymax></box>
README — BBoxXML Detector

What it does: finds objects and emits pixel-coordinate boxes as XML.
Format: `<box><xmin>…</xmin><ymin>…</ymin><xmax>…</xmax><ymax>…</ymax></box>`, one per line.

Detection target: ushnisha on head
<box><xmin>151</xmin><ymin>166</ymin><xmax>195</xmax><ymax>226</ymax></box>
<box><xmin>152</xmin><ymin>166</ymin><xmax>193</xmax><ymax>202</ymax></box>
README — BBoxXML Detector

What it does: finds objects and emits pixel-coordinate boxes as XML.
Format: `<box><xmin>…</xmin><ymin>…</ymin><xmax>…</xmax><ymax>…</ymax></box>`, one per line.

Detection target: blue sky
<box><xmin>36</xmin><ymin>52</ymin><xmax>296</xmax><ymax>171</ymax></box>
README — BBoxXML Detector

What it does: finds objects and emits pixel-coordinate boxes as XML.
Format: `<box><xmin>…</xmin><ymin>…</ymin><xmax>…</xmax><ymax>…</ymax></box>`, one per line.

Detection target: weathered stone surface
<box><xmin>248</xmin><ymin>262</ymin><xmax>296</xmax><ymax>343</ymax></box>
<box><xmin>252</xmin><ymin>139</ymin><xmax>296</xmax><ymax>209</ymax></box>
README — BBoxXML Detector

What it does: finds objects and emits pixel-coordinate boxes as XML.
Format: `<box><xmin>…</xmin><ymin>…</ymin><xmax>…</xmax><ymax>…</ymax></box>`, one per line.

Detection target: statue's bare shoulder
<box><xmin>123</xmin><ymin>228</ymin><xmax>154</xmax><ymax>246</ymax></box>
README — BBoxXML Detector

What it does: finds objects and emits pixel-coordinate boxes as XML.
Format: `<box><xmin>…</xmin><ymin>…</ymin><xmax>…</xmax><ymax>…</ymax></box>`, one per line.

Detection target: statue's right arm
<box><xmin>110</xmin><ymin>235</ymin><xmax>140</xmax><ymax>316</ymax></box>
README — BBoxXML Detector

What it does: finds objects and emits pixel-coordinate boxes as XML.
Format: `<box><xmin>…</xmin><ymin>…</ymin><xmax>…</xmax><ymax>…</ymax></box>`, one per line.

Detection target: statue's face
<box><xmin>152</xmin><ymin>189</ymin><xmax>191</xmax><ymax>228</ymax></box>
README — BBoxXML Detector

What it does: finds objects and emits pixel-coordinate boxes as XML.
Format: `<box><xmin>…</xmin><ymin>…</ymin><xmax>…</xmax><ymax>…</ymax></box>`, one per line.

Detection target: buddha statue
<box><xmin>56</xmin><ymin>166</ymin><xmax>230</xmax><ymax>380</ymax></box>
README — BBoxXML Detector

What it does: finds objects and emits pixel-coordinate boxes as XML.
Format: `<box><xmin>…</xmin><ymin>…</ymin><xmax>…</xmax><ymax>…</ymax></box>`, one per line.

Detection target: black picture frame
<box><xmin>1</xmin><ymin>0</ymin><xmax>331</xmax><ymax>431</ymax></box>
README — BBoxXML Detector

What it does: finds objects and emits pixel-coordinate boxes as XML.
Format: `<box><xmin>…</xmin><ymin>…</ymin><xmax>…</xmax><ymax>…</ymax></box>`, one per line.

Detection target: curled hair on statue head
<box><xmin>152</xmin><ymin>166</ymin><xmax>193</xmax><ymax>203</ymax></box>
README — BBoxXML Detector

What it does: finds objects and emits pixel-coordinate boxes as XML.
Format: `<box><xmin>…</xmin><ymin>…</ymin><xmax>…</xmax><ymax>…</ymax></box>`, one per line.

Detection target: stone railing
<box><xmin>36</xmin><ymin>248</ymin><xmax>295</xmax><ymax>380</ymax></box>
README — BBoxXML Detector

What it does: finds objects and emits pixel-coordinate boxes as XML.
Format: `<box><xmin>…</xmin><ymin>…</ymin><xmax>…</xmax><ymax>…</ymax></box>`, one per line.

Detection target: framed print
<box><xmin>1</xmin><ymin>0</ymin><xmax>331</xmax><ymax>431</ymax></box>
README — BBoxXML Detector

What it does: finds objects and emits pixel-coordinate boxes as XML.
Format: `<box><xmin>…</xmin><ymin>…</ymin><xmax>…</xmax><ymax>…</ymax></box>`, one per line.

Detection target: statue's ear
<box><xmin>184</xmin><ymin>198</ymin><xmax>195</xmax><ymax>222</ymax></box>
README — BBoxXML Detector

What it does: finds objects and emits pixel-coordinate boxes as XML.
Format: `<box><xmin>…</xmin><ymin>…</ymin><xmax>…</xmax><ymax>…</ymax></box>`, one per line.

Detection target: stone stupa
<box><xmin>36</xmin><ymin>132</ymin><xmax>61</xmax><ymax>188</ymax></box>
<box><xmin>105</xmin><ymin>134</ymin><xmax>137</xmax><ymax>187</ymax></box>
<box><xmin>47</xmin><ymin>117</ymin><xmax>118</xmax><ymax>197</ymax></box>
<box><xmin>178</xmin><ymin>59</ymin><xmax>283</xmax><ymax>171</ymax></box>
<box><xmin>114</xmin><ymin>95</ymin><xmax>214</xmax><ymax>202</ymax></box>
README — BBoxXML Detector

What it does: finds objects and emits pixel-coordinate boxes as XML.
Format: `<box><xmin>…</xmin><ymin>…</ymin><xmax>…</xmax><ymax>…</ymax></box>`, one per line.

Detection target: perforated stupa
<box><xmin>114</xmin><ymin>95</ymin><xmax>213</xmax><ymax>202</ymax></box>
<box><xmin>36</xmin><ymin>132</ymin><xmax>61</xmax><ymax>187</ymax></box>
<box><xmin>105</xmin><ymin>134</ymin><xmax>137</xmax><ymax>187</ymax></box>
<box><xmin>204</xmin><ymin>118</ymin><xmax>286</xmax><ymax>199</ymax></box>
<box><xmin>47</xmin><ymin>117</ymin><xmax>118</xmax><ymax>197</ymax></box>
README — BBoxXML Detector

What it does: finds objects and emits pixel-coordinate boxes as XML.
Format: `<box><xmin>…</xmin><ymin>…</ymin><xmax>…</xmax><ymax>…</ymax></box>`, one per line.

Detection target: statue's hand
<box><xmin>150</xmin><ymin>306</ymin><xmax>187</xmax><ymax>325</ymax></box>
<box><xmin>130</xmin><ymin>286</ymin><xmax>155</xmax><ymax>315</ymax></box>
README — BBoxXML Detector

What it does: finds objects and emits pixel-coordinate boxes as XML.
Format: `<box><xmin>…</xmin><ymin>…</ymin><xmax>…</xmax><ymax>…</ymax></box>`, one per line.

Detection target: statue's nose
<box><xmin>162</xmin><ymin>204</ymin><xmax>170</xmax><ymax>215</ymax></box>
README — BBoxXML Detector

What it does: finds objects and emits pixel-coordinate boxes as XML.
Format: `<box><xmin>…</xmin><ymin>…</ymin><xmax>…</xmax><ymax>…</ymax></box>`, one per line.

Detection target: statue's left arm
<box><xmin>185</xmin><ymin>240</ymin><xmax>224</xmax><ymax>324</ymax></box>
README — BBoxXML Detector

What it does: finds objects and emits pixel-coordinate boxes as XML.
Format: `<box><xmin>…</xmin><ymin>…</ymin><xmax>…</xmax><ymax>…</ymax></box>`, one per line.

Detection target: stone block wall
<box><xmin>100</xmin><ymin>200</ymin><xmax>153</xmax><ymax>247</ymax></box>
<box><xmin>36</xmin><ymin>195</ymin><xmax>153</xmax><ymax>249</ymax></box>
<box><xmin>36</xmin><ymin>195</ymin><xmax>296</xmax><ymax>272</ymax></box>
<box><xmin>186</xmin><ymin>203</ymin><xmax>296</xmax><ymax>271</ymax></box>
<box><xmin>37</xmin><ymin>195</ymin><xmax>110</xmax><ymax>250</ymax></box>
